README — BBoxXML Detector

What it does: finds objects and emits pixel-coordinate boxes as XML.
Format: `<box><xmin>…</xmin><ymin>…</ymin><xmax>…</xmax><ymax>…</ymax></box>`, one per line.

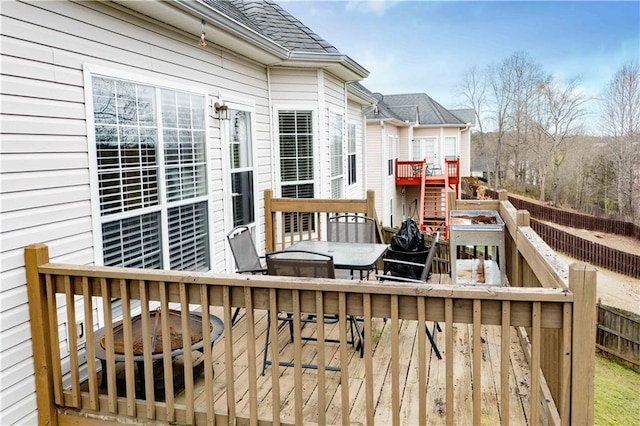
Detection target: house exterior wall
<box><xmin>365</xmin><ymin>122</ymin><xmax>383</xmax><ymax>218</ymax></box>
<box><xmin>0</xmin><ymin>1</ymin><xmax>278</xmax><ymax>423</ymax></box>
<box><xmin>1</xmin><ymin>2</ymin><xmax>371</xmax><ymax>421</ymax></box>
<box><xmin>366</xmin><ymin>119</ymin><xmax>473</xmax><ymax>228</ymax></box>
<box><xmin>382</xmin><ymin>123</ymin><xmax>400</xmax><ymax>227</ymax></box>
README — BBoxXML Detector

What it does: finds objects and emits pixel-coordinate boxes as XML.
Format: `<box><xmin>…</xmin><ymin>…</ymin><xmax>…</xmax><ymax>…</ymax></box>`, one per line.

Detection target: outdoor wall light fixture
<box><xmin>214</xmin><ymin>102</ymin><xmax>229</xmax><ymax>120</ymax></box>
<box><xmin>199</xmin><ymin>20</ymin><xmax>207</xmax><ymax>48</ymax></box>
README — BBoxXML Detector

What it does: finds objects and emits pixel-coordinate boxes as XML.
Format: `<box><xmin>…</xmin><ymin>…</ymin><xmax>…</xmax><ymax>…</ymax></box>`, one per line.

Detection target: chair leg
<box><xmin>231</xmin><ymin>307</ymin><xmax>241</xmax><ymax>326</ymax></box>
<box><xmin>262</xmin><ymin>312</ymin><xmax>271</xmax><ymax>376</ymax></box>
<box><xmin>426</xmin><ymin>321</ymin><xmax>442</xmax><ymax>360</ymax></box>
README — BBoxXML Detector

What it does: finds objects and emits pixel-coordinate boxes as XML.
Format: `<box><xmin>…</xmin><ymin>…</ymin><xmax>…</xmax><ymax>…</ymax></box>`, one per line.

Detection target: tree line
<box><xmin>458</xmin><ymin>52</ymin><xmax>639</xmax><ymax>225</ymax></box>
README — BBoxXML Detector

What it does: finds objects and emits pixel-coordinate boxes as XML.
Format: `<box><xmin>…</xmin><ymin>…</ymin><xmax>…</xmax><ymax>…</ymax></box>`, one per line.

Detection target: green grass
<box><xmin>594</xmin><ymin>353</ymin><xmax>640</xmax><ymax>425</ymax></box>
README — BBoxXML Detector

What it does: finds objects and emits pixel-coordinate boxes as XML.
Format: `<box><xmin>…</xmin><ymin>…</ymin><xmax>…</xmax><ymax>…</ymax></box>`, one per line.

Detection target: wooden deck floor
<box><xmin>168</xmin><ymin>300</ymin><xmax>538</xmax><ymax>424</ymax></box>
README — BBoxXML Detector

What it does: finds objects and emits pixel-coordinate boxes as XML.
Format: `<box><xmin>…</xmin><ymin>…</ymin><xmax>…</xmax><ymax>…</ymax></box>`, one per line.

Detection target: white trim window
<box><xmin>278</xmin><ymin>110</ymin><xmax>314</xmax><ymax>199</ymax></box>
<box><xmin>330</xmin><ymin>112</ymin><xmax>344</xmax><ymax>198</ymax></box>
<box><xmin>347</xmin><ymin>122</ymin><xmax>357</xmax><ymax>185</ymax></box>
<box><xmin>227</xmin><ymin>109</ymin><xmax>255</xmax><ymax>227</ymax></box>
<box><xmin>411</xmin><ymin>138</ymin><xmax>422</xmax><ymax>161</ymax></box>
<box><xmin>387</xmin><ymin>135</ymin><xmax>397</xmax><ymax>176</ymax></box>
<box><xmin>444</xmin><ymin>136</ymin><xmax>457</xmax><ymax>159</ymax></box>
<box><xmin>90</xmin><ymin>75</ymin><xmax>210</xmax><ymax>271</ymax></box>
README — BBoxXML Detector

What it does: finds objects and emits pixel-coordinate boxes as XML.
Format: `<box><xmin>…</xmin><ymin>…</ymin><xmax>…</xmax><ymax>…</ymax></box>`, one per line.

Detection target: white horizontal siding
<box><xmin>0</xmin><ymin>1</ymin><xmax>271</xmax><ymax>423</ymax></box>
<box><xmin>0</xmin><ymin>322</ymin><xmax>31</xmax><ymax>354</ymax></box>
<box><xmin>1</xmin><ymin>378</ymin><xmax>38</xmax><ymax>425</ymax></box>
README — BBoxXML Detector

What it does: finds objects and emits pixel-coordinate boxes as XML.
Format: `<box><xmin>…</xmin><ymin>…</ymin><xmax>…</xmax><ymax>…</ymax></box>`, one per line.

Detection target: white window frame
<box><xmin>83</xmin><ymin>64</ymin><xmax>213</xmax><ymax>271</ymax></box>
<box><xmin>274</xmin><ymin>107</ymin><xmax>318</xmax><ymax>199</ymax></box>
<box><xmin>347</xmin><ymin>122</ymin><xmax>357</xmax><ymax>185</ymax></box>
<box><xmin>387</xmin><ymin>135</ymin><xmax>397</xmax><ymax>176</ymax></box>
<box><xmin>330</xmin><ymin>111</ymin><xmax>344</xmax><ymax>198</ymax></box>
<box><xmin>221</xmin><ymin>101</ymin><xmax>259</xmax><ymax>234</ymax></box>
<box><xmin>445</xmin><ymin>136</ymin><xmax>457</xmax><ymax>159</ymax></box>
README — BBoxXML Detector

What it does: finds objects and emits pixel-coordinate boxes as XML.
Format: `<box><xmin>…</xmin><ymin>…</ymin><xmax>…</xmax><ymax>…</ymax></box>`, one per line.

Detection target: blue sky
<box><xmin>277</xmin><ymin>0</ymin><xmax>639</xmax><ymax>113</ymax></box>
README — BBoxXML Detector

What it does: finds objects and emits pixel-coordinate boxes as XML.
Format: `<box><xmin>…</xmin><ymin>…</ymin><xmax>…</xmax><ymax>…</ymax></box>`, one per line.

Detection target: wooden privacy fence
<box><xmin>531</xmin><ymin>219</ymin><xmax>640</xmax><ymax>278</ymax></box>
<box><xmin>482</xmin><ymin>189</ymin><xmax>640</xmax><ymax>278</ymax></box>
<box><xmin>484</xmin><ymin>189</ymin><xmax>640</xmax><ymax>239</ymax></box>
<box><xmin>596</xmin><ymin>303</ymin><xmax>640</xmax><ymax>371</ymax></box>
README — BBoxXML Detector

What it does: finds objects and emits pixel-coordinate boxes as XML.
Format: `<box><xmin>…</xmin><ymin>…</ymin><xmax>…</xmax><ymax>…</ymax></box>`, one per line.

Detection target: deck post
<box><xmin>513</xmin><ymin>210</ymin><xmax>530</xmax><ymax>287</ymax></box>
<box><xmin>366</xmin><ymin>190</ymin><xmax>384</xmax><ymax>243</ymax></box>
<box><xmin>568</xmin><ymin>262</ymin><xmax>597</xmax><ymax>425</ymax></box>
<box><xmin>264</xmin><ymin>189</ymin><xmax>275</xmax><ymax>252</ymax></box>
<box><xmin>498</xmin><ymin>189</ymin><xmax>508</xmax><ymax>201</ymax></box>
<box><xmin>24</xmin><ymin>244</ymin><xmax>58</xmax><ymax>426</ymax></box>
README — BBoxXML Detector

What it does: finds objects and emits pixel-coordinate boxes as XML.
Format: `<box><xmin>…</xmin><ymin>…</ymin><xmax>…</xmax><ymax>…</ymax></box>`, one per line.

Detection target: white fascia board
<box><xmin>347</xmin><ymin>85</ymin><xmax>375</xmax><ymax>105</ymax></box>
<box><xmin>118</xmin><ymin>0</ymin><xmax>369</xmax><ymax>80</ymax></box>
<box><xmin>287</xmin><ymin>52</ymin><xmax>369</xmax><ymax>81</ymax></box>
<box><xmin>366</xmin><ymin>118</ymin><xmax>410</xmax><ymax>127</ymax></box>
<box><xmin>414</xmin><ymin>123</ymin><xmax>469</xmax><ymax>128</ymax></box>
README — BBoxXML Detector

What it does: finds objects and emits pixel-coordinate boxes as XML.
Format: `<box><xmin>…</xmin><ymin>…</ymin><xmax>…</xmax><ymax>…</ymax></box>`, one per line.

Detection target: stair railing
<box><xmin>418</xmin><ymin>159</ymin><xmax>427</xmax><ymax>232</ymax></box>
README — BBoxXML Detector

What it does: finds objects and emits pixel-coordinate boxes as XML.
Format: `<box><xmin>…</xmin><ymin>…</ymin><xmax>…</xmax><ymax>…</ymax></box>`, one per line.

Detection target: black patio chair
<box><xmin>377</xmin><ymin>232</ymin><xmax>442</xmax><ymax>359</ymax></box>
<box><xmin>327</xmin><ymin>214</ymin><xmax>377</xmax><ymax>279</ymax></box>
<box><xmin>226</xmin><ymin>225</ymin><xmax>267</xmax><ymax>325</ymax></box>
<box><xmin>262</xmin><ymin>250</ymin><xmax>359</xmax><ymax>375</ymax></box>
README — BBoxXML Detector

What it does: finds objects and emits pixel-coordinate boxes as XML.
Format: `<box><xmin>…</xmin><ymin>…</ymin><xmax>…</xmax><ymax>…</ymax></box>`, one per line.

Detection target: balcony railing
<box><xmin>25</xmin><ymin>190</ymin><xmax>597</xmax><ymax>425</ymax></box>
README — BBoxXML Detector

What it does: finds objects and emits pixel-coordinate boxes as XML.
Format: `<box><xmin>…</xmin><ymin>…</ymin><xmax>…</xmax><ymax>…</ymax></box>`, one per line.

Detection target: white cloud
<box><xmin>345</xmin><ymin>0</ymin><xmax>399</xmax><ymax>16</ymax></box>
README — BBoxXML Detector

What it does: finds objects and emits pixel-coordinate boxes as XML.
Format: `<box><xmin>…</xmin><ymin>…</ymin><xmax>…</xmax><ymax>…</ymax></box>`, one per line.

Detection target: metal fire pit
<box><xmin>449</xmin><ymin>210</ymin><xmax>505</xmax><ymax>286</ymax></box>
<box><xmin>95</xmin><ymin>309</ymin><xmax>224</xmax><ymax>399</ymax></box>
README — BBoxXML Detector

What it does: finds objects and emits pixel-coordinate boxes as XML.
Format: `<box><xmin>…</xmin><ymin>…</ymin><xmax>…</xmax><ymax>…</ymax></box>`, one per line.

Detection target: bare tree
<box><xmin>599</xmin><ymin>60</ymin><xmax>640</xmax><ymax>223</ymax></box>
<box><xmin>484</xmin><ymin>56</ymin><xmax>522</xmax><ymax>189</ymax></box>
<box><xmin>501</xmin><ymin>53</ymin><xmax>546</xmax><ymax>192</ymax></box>
<box><xmin>532</xmin><ymin>76</ymin><xmax>588</xmax><ymax>205</ymax></box>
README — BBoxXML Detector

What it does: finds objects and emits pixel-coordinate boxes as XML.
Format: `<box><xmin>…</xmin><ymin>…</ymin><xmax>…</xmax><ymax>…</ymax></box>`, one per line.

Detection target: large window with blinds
<box><xmin>92</xmin><ymin>75</ymin><xmax>209</xmax><ymax>271</ymax></box>
<box><xmin>278</xmin><ymin>110</ymin><xmax>314</xmax><ymax>232</ymax></box>
<box><xmin>278</xmin><ymin>111</ymin><xmax>314</xmax><ymax>199</ymax></box>
<box><xmin>330</xmin><ymin>112</ymin><xmax>344</xmax><ymax>198</ymax></box>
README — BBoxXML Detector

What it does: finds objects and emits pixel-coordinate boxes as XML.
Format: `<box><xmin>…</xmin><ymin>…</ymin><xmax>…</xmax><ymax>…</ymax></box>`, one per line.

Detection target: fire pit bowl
<box><xmin>94</xmin><ymin>309</ymin><xmax>223</xmax><ymax>399</ymax></box>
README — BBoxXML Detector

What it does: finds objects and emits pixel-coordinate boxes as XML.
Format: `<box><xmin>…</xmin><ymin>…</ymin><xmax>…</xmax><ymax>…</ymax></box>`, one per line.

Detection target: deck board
<box><xmin>92</xmin><ymin>275</ymin><xmax>541</xmax><ymax>425</ymax></box>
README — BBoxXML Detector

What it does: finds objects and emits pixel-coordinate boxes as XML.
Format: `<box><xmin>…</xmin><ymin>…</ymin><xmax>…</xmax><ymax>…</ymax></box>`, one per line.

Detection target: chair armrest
<box><xmin>237</xmin><ymin>268</ymin><xmax>268</xmax><ymax>275</ymax></box>
<box><xmin>376</xmin><ymin>273</ymin><xmax>423</xmax><ymax>283</ymax></box>
<box><xmin>382</xmin><ymin>258</ymin><xmax>424</xmax><ymax>268</ymax></box>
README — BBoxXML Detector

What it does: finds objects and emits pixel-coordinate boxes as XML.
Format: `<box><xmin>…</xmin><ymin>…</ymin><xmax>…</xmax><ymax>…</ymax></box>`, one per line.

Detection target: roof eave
<box><xmin>287</xmin><ymin>52</ymin><xmax>369</xmax><ymax>80</ymax></box>
<box><xmin>415</xmin><ymin>123</ymin><xmax>471</xmax><ymax>128</ymax></box>
<box><xmin>347</xmin><ymin>84</ymin><xmax>376</xmax><ymax>105</ymax></box>
<box><xmin>367</xmin><ymin>118</ymin><xmax>412</xmax><ymax>127</ymax></box>
<box><xmin>112</xmin><ymin>0</ymin><xmax>369</xmax><ymax>81</ymax></box>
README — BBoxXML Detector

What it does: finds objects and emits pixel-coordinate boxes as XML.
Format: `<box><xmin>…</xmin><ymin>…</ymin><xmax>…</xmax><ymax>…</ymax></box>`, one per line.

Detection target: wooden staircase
<box><xmin>418</xmin><ymin>157</ymin><xmax>460</xmax><ymax>239</ymax></box>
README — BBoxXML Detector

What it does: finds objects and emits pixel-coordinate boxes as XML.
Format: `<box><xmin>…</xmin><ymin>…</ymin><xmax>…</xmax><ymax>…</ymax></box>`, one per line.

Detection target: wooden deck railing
<box><xmin>25</xmin><ymin>191</ymin><xmax>597</xmax><ymax>426</ymax></box>
<box><xmin>264</xmin><ymin>189</ymin><xmax>384</xmax><ymax>251</ymax></box>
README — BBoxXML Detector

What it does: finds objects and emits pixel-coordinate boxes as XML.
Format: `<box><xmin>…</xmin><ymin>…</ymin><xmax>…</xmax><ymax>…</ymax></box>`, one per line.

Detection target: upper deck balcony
<box><xmin>25</xmin><ymin>190</ymin><xmax>596</xmax><ymax>425</ymax></box>
<box><xmin>395</xmin><ymin>157</ymin><xmax>460</xmax><ymax>187</ymax></box>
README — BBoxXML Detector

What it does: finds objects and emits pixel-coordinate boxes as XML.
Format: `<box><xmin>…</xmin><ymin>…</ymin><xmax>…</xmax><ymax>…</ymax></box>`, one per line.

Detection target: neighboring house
<box><xmin>364</xmin><ymin>92</ymin><xmax>474</xmax><ymax>229</ymax></box>
<box><xmin>0</xmin><ymin>0</ymin><xmax>372</xmax><ymax>423</ymax></box>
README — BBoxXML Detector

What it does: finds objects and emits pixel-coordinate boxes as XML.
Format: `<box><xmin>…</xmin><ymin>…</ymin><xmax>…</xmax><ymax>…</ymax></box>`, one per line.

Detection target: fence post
<box><xmin>24</xmin><ymin>244</ymin><xmax>58</xmax><ymax>426</ymax></box>
<box><xmin>498</xmin><ymin>189</ymin><xmax>508</xmax><ymax>201</ymax></box>
<box><xmin>569</xmin><ymin>262</ymin><xmax>597</xmax><ymax>425</ymax></box>
<box><xmin>264</xmin><ymin>189</ymin><xmax>275</xmax><ymax>252</ymax></box>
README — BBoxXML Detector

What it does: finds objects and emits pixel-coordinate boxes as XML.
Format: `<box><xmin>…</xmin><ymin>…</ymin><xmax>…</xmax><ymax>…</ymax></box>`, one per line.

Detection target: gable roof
<box><xmin>380</xmin><ymin>93</ymin><xmax>467</xmax><ymax>126</ymax></box>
